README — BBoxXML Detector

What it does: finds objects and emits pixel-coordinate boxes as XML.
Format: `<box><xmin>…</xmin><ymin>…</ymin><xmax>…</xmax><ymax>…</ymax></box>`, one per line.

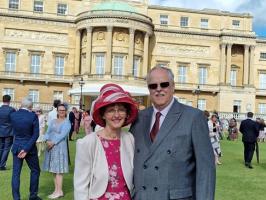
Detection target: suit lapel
<box><xmin>142</xmin><ymin>107</ymin><xmax>153</xmax><ymax>147</ymax></box>
<box><xmin>145</xmin><ymin>100</ymin><xmax>183</xmax><ymax>161</ymax></box>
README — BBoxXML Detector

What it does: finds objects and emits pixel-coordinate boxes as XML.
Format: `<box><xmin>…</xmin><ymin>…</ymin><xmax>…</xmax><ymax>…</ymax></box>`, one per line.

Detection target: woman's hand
<box><xmin>46</xmin><ymin>141</ymin><xmax>55</xmax><ymax>150</ymax></box>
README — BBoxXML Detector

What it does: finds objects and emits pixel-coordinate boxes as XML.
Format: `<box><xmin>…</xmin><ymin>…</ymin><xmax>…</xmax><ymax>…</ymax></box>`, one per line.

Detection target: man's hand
<box><xmin>46</xmin><ymin>141</ymin><xmax>55</xmax><ymax>150</ymax></box>
<box><xmin>18</xmin><ymin>150</ymin><xmax>27</xmax><ymax>159</ymax></box>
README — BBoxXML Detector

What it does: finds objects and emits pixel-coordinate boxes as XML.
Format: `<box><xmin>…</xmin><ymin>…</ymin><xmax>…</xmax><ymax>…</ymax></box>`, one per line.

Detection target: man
<box><xmin>130</xmin><ymin>66</ymin><xmax>215</xmax><ymax>200</ymax></box>
<box><xmin>0</xmin><ymin>94</ymin><xmax>16</xmax><ymax>170</ymax></box>
<box><xmin>239</xmin><ymin>112</ymin><xmax>259</xmax><ymax>169</ymax></box>
<box><xmin>10</xmin><ymin>98</ymin><xmax>41</xmax><ymax>200</ymax></box>
<box><xmin>47</xmin><ymin>99</ymin><xmax>61</xmax><ymax>127</ymax></box>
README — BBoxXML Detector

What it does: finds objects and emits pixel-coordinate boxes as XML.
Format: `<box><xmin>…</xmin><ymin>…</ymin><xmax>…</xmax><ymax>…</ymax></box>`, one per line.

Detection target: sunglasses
<box><xmin>148</xmin><ymin>82</ymin><xmax>170</xmax><ymax>90</ymax></box>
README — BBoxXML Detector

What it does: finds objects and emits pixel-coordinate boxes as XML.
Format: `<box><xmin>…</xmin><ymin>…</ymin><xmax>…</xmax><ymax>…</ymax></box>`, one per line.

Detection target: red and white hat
<box><xmin>92</xmin><ymin>83</ymin><xmax>138</xmax><ymax>127</ymax></box>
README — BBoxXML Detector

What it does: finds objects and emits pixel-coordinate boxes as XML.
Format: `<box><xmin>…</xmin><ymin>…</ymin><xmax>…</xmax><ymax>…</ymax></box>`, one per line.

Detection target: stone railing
<box><xmin>0</xmin><ymin>71</ymin><xmax>74</xmax><ymax>84</ymax></box>
<box><xmin>218</xmin><ymin>112</ymin><xmax>266</xmax><ymax>121</ymax></box>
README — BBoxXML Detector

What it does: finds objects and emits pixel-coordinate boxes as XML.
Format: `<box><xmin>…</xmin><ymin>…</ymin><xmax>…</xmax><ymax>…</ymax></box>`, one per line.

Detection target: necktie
<box><xmin>150</xmin><ymin>112</ymin><xmax>161</xmax><ymax>142</ymax></box>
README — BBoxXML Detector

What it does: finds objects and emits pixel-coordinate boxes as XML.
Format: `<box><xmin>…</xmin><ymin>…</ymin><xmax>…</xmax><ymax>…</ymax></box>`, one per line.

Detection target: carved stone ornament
<box><xmin>5</xmin><ymin>28</ymin><xmax>68</xmax><ymax>43</ymax></box>
<box><xmin>116</xmin><ymin>32</ymin><xmax>125</xmax><ymax>41</ymax></box>
<box><xmin>156</xmin><ymin>43</ymin><xmax>210</xmax><ymax>57</ymax></box>
<box><xmin>97</xmin><ymin>32</ymin><xmax>105</xmax><ymax>40</ymax></box>
<box><xmin>135</xmin><ymin>33</ymin><xmax>143</xmax><ymax>45</ymax></box>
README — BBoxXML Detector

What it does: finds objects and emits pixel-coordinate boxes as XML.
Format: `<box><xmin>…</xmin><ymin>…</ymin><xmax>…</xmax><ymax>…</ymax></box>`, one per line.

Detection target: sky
<box><xmin>150</xmin><ymin>0</ymin><xmax>266</xmax><ymax>37</ymax></box>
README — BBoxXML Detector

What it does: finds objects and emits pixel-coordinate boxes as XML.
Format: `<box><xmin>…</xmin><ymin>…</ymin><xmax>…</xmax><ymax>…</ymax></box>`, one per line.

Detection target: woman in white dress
<box><xmin>35</xmin><ymin>108</ymin><xmax>46</xmax><ymax>157</ymax></box>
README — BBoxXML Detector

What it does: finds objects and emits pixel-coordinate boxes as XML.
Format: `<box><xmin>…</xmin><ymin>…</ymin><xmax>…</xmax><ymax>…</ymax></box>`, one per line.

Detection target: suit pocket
<box><xmin>169</xmin><ymin>187</ymin><xmax>192</xmax><ymax>199</ymax></box>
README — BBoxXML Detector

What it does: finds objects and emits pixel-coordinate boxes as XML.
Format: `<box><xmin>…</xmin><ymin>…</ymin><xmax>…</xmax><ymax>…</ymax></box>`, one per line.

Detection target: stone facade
<box><xmin>0</xmin><ymin>0</ymin><xmax>266</xmax><ymax>114</ymax></box>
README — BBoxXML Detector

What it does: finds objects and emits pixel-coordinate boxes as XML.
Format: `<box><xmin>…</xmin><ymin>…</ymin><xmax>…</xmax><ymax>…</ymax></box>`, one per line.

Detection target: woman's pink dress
<box><xmin>93</xmin><ymin>136</ymin><xmax>131</xmax><ymax>200</ymax></box>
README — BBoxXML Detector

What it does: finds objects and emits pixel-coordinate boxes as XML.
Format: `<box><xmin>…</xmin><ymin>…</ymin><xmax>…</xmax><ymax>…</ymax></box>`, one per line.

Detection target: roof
<box><xmin>92</xmin><ymin>1</ymin><xmax>137</xmax><ymax>13</ymax></box>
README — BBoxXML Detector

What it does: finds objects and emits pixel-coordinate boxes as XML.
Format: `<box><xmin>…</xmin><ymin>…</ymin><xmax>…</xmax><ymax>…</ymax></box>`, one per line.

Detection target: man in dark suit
<box><xmin>10</xmin><ymin>98</ymin><xmax>42</xmax><ymax>200</ymax></box>
<box><xmin>130</xmin><ymin>66</ymin><xmax>215</xmax><ymax>200</ymax></box>
<box><xmin>0</xmin><ymin>94</ymin><xmax>16</xmax><ymax>170</ymax></box>
<box><xmin>239</xmin><ymin>112</ymin><xmax>259</xmax><ymax>169</ymax></box>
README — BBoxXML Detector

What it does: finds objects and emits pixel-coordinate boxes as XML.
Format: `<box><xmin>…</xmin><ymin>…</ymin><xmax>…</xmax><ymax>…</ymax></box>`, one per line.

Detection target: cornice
<box><xmin>148</xmin><ymin>5</ymin><xmax>252</xmax><ymax>18</ymax></box>
<box><xmin>76</xmin><ymin>10</ymin><xmax>153</xmax><ymax>27</ymax></box>
<box><xmin>0</xmin><ymin>12</ymin><xmax>75</xmax><ymax>24</ymax></box>
<box><xmin>155</xmin><ymin>28</ymin><xmax>257</xmax><ymax>39</ymax></box>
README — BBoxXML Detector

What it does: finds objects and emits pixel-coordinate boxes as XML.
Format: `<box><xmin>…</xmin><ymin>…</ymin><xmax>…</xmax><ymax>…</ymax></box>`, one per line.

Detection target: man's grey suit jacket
<box><xmin>130</xmin><ymin>100</ymin><xmax>216</xmax><ymax>200</ymax></box>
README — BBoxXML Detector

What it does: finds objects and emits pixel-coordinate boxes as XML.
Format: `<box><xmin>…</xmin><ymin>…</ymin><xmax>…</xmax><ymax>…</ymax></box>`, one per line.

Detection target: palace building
<box><xmin>1</xmin><ymin>0</ymin><xmax>266</xmax><ymax>115</ymax></box>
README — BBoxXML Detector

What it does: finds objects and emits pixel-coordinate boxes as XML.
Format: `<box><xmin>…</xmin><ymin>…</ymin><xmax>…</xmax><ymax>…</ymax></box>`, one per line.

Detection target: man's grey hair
<box><xmin>21</xmin><ymin>97</ymin><xmax>33</xmax><ymax>109</ymax></box>
<box><xmin>146</xmin><ymin>66</ymin><xmax>175</xmax><ymax>83</ymax></box>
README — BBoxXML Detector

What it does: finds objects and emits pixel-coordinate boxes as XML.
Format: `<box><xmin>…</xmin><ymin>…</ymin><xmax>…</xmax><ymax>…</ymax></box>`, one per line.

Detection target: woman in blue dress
<box><xmin>42</xmin><ymin>103</ymin><xmax>71</xmax><ymax>199</ymax></box>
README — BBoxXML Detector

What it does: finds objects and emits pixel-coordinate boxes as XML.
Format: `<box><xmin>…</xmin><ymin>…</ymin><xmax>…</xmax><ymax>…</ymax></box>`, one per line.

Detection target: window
<box><xmin>156</xmin><ymin>62</ymin><xmax>169</xmax><ymax>67</ymax></box>
<box><xmin>233</xmin><ymin>100</ymin><xmax>241</xmax><ymax>113</ymax></box>
<box><xmin>200</xmin><ymin>18</ymin><xmax>208</xmax><ymax>28</ymax></box>
<box><xmin>31</xmin><ymin>54</ymin><xmax>41</xmax><ymax>74</ymax></box>
<box><xmin>28</xmin><ymin>89</ymin><xmax>39</xmax><ymax>103</ymax></box>
<box><xmin>177</xmin><ymin>65</ymin><xmax>187</xmax><ymax>83</ymax></box>
<box><xmin>95</xmin><ymin>54</ymin><xmax>105</xmax><ymax>75</ymax></box>
<box><xmin>187</xmin><ymin>101</ymin><xmax>192</xmax><ymax>106</ymax></box>
<box><xmin>53</xmin><ymin>91</ymin><xmax>63</xmax><ymax>102</ymax></box>
<box><xmin>160</xmin><ymin>15</ymin><xmax>168</xmax><ymax>25</ymax></box>
<box><xmin>57</xmin><ymin>3</ymin><xmax>67</xmax><ymax>15</ymax></box>
<box><xmin>258</xmin><ymin>103</ymin><xmax>266</xmax><ymax>114</ymax></box>
<box><xmin>9</xmin><ymin>0</ymin><xmax>19</xmax><ymax>9</ymax></box>
<box><xmin>2</xmin><ymin>88</ymin><xmax>14</xmax><ymax>101</ymax></box>
<box><xmin>113</xmin><ymin>55</ymin><xmax>124</xmax><ymax>76</ymax></box>
<box><xmin>232</xmin><ymin>20</ymin><xmax>240</xmax><ymax>28</ymax></box>
<box><xmin>180</xmin><ymin>17</ymin><xmax>189</xmax><ymax>27</ymax></box>
<box><xmin>73</xmin><ymin>95</ymin><xmax>80</xmax><ymax>105</ymax></box>
<box><xmin>259</xmin><ymin>73</ymin><xmax>266</xmax><ymax>89</ymax></box>
<box><xmin>260</xmin><ymin>52</ymin><xmax>266</xmax><ymax>59</ymax></box>
<box><xmin>5</xmin><ymin>52</ymin><xmax>16</xmax><ymax>72</ymax></box>
<box><xmin>197</xmin><ymin>99</ymin><xmax>206</xmax><ymax>110</ymax></box>
<box><xmin>133</xmin><ymin>56</ymin><xmax>141</xmax><ymax>77</ymax></box>
<box><xmin>230</xmin><ymin>69</ymin><xmax>237</xmax><ymax>86</ymax></box>
<box><xmin>178</xmin><ymin>98</ymin><xmax>187</xmax><ymax>105</ymax></box>
<box><xmin>34</xmin><ymin>0</ymin><xmax>43</xmax><ymax>12</ymax></box>
<box><xmin>55</xmin><ymin>56</ymin><xmax>64</xmax><ymax>75</ymax></box>
<box><xmin>198</xmin><ymin>66</ymin><xmax>207</xmax><ymax>84</ymax></box>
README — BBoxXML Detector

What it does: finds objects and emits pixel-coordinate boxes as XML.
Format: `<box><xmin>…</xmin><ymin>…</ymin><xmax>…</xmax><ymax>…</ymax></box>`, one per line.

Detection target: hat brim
<box><xmin>93</xmin><ymin>99</ymin><xmax>138</xmax><ymax>127</ymax></box>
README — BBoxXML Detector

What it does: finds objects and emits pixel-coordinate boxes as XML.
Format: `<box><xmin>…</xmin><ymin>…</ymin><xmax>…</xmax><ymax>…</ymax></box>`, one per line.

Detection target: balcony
<box><xmin>0</xmin><ymin>71</ymin><xmax>74</xmax><ymax>84</ymax></box>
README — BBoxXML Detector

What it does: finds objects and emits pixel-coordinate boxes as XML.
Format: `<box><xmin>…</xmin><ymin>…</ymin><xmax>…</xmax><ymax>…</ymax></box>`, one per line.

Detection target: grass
<box><xmin>1</xmin><ymin>131</ymin><xmax>266</xmax><ymax>200</ymax></box>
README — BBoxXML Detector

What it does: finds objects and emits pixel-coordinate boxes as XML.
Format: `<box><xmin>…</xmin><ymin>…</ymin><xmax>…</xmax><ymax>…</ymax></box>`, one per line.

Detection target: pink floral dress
<box><xmin>93</xmin><ymin>136</ymin><xmax>131</xmax><ymax>200</ymax></box>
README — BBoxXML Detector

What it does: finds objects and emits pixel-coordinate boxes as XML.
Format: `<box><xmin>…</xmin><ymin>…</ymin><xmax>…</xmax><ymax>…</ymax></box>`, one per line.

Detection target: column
<box><xmin>249</xmin><ymin>45</ymin><xmax>255</xmax><ymax>85</ymax></box>
<box><xmin>85</xmin><ymin>26</ymin><xmax>92</xmax><ymax>74</ymax></box>
<box><xmin>243</xmin><ymin>45</ymin><xmax>249</xmax><ymax>85</ymax></box>
<box><xmin>106</xmin><ymin>26</ymin><xmax>113</xmax><ymax>75</ymax></box>
<box><xmin>226</xmin><ymin>44</ymin><xmax>232</xmax><ymax>84</ymax></box>
<box><xmin>142</xmin><ymin>32</ymin><xmax>150</xmax><ymax>77</ymax></box>
<box><xmin>220</xmin><ymin>43</ymin><xmax>226</xmax><ymax>84</ymax></box>
<box><xmin>74</xmin><ymin>30</ymin><xmax>81</xmax><ymax>75</ymax></box>
<box><xmin>127</xmin><ymin>28</ymin><xmax>135</xmax><ymax>76</ymax></box>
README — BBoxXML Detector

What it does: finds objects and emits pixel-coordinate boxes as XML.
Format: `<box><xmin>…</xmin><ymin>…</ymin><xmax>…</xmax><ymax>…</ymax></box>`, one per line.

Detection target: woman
<box><xmin>35</xmin><ymin>108</ymin><xmax>46</xmax><ymax>157</ymax></box>
<box><xmin>227</xmin><ymin>118</ymin><xmax>238</xmax><ymax>141</ymax></box>
<box><xmin>81</xmin><ymin>110</ymin><xmax>93</xmax><ymax>135</ymax></box>
<box><xmin>74</xmin><ymin>83</ymin><xmax>138</xmax><ymax>200</ymax></box>
<box><xmin>208</xmin><ymin>114</ymin><xmax>222</xmax><ymax>165</ymax></box>
<box><xmin>42</xmin><ymin>104</ymin><xmax>71</xmax><ymax>199</ymax></box>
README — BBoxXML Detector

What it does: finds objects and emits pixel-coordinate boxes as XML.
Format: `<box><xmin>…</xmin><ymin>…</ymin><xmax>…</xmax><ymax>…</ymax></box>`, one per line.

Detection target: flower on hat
<box><xmin>92</xmin><ymin>83</ymin><xmax>138</xmax><ymax>127</ymax></box>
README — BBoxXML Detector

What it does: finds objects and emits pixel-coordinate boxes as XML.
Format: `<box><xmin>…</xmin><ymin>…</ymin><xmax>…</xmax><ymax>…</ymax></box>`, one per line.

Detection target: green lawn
<box><xmin>1</xmin><ymin>132</ymin><xmax>266</xmax><ymax>200</ymax></box>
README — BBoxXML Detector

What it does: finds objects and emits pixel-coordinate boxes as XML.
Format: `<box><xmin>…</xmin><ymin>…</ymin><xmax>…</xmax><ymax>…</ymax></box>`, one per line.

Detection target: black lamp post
<box><xmin>193</xmin><ymin>85</ymin><xmax>201</xmax><ymax>108</ymax></box>
<box><xmin>79</xmin><ymin>77</ymin><xmax>85</xmax><ymax>110</ymax></box>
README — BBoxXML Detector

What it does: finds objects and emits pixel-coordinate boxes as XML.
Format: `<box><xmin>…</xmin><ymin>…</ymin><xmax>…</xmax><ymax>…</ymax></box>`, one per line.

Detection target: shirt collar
<box><xmin>152</xmin><ymin>97</ymin><xmax>175</xmax><ymax>117</ymax></box>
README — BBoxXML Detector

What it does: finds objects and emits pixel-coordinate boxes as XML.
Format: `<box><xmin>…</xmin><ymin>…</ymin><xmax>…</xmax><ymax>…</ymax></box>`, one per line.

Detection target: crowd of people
<box><xmin>2</xmin><ymin>65</ymin><xmax>264</xmax><ymax>200</ymax></box>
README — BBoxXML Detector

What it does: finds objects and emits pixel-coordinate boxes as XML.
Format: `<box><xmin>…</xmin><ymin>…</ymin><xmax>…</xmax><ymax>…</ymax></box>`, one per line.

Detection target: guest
<box><xmin>227</xmin><ymin>118</ymin><xmax>238</xmax><ymax>141</ymax></box>
<box><xmin>47</xmin><ymin>99</ymin><xmax>61</xmax><ymax>127</ymax></box>
<box><xmin>81</xmin><ymin>110</ymin><xmax>93</xmax><ymax>135</ymax></box>
<box><xmin>35</xmin><ymin>108</ymin><xmax>46</xmax><ymax>157</ymax></box>
<box><xmin>10</xmin><ymin>97</ymin><xmax>41</xmax><ymax>200</ymax></box>
<box><xmin>69</xmin><ymin>107</ymin><xmax>81</xmax><ymax>140</ymax></box>
<box><xmin>74</xmin><ymin>83</ymin><xmax>138</xmax><ymax>200</ymax></box>
<box><xmin>42</xmin><ymin>104</ymin><xmax>71</xmax><ymax>199</ymax></box>
<box><xmin>257</xmin><ymin>118</ymin><xmax>266</xmax><ymax>142</ymax></box>
<box><xmin>0</xmin><ymin>94</ymin><xmax>16</xmax><ymax>170</ymax></box>
<box><xmin>208</xmin><ymin>114</ymin><xmax>222</xmax><ymax>165</ymax></box>
<box><xmin>239</xmin><ymin>112</ymin><xmax>259</xmax><ymax>169</ymax></box>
